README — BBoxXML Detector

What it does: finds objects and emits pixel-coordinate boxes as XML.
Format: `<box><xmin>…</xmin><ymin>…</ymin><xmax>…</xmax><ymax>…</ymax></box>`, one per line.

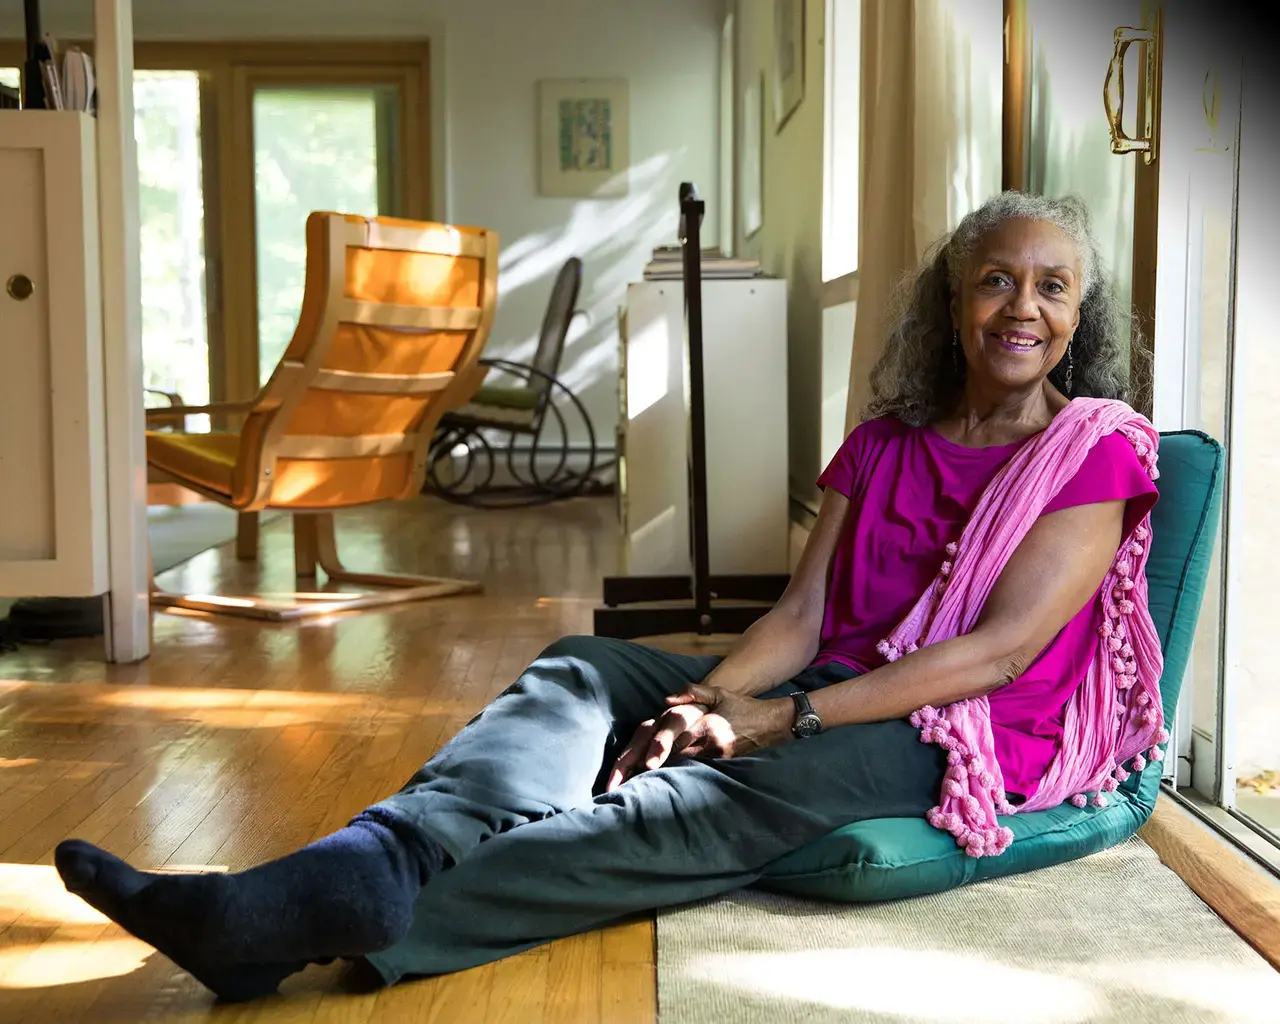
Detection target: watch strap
<box><xmin>790</xmin><ymin>690</ymin><xmax>815</xmax><ymax>717</ymax></box>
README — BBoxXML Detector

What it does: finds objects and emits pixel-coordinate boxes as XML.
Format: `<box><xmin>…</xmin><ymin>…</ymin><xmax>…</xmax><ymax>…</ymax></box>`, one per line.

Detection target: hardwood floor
<box><xmin>0</xmin><ymin>496</ymin><xmax>660</xmax><ymax>1024</ymax></box>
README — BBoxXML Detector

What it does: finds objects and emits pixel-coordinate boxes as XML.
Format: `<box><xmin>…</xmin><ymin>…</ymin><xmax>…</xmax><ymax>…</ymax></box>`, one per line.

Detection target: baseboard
<box><xmin>1139</xmin><ymin>794</ymin><xmax>1280</xmax><ymax>969</ymax></box>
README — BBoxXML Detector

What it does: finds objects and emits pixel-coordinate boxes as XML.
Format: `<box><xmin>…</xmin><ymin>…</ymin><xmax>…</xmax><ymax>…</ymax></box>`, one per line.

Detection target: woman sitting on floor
<box><xmin>56</xmin><ymin>190</ymin><xmax>1166</xmax><ymax>1002</ymax></box>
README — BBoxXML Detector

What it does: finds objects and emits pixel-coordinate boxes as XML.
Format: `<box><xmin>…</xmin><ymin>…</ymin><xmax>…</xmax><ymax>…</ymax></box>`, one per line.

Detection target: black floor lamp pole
<box><xmin>23</xmin><ymin>0</ymin><xmax>47</xmax><ymax>110</ymax></box>
<box><xmin>593</xmin><ymin>183</ymin><xmax>789</xmax><ymax>639</ymax></box>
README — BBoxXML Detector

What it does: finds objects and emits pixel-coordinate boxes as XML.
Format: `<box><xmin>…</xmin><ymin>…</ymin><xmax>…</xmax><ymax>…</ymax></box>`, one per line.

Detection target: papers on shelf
<box><xmin>642</xmin><ymin>245</ymin><xmax>763</xmax><ymax>281</ymax></box>
<box><xmin>62</xmin><ymin>49</ymin><xmax>95</xmax><ymax>113</ymax></box>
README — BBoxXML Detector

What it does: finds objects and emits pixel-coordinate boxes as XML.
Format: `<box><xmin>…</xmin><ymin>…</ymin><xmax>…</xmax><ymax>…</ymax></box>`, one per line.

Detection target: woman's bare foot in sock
<box><xmin>55</xmin><ymin>840</ymin><xmax>307</xmax><ymax>1002</ymax></box>
<box><xmin>54</xmin><ymin>820</ymin><xmax>434</xmax><ymax>1002</ymax></box>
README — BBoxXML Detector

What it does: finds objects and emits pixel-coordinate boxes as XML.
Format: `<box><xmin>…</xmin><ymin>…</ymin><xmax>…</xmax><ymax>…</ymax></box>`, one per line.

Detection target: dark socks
<box><xmin>55</xmin><ymin>815</ymin><xmax>442</xmax><ymax>1002</ymax></box>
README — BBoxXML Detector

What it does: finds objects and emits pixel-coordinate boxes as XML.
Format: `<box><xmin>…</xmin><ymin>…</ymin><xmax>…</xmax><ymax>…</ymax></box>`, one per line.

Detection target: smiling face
<box><xmin>950</xmin><ymin>216</ymin><xmax>1083</xmax><ymax>398</ymax></box>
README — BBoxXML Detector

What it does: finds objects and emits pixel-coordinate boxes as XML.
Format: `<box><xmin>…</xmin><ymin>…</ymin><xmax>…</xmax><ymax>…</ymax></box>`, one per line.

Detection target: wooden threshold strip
<box><xmin>1139</xmin><ymin>793</ymin><xmax>1280</xmax><ymax>970</ymax></box>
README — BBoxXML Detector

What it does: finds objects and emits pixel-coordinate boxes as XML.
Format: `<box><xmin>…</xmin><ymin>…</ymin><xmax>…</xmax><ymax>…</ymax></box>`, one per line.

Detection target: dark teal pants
<box><xmin>365</xmin><ymin>635</ymin><xmax>944</xmax><ymax>982</ymax></box>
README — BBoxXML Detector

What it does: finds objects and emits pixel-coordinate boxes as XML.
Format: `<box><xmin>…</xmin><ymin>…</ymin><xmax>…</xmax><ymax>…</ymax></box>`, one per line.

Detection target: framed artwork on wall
<box><xmin>536</xmin><ymin>77</ymin><xmax>630</xmax><ymax>198</ymax></box>
<box><xmin>741</xmin><ymin>72</ymin><xmax>764</xmax><ymax>238</ymax></box>
<box><xmin>773</xmin><ymin>0</ymin><xmax>805</xmax><ymax>131</ymax></box>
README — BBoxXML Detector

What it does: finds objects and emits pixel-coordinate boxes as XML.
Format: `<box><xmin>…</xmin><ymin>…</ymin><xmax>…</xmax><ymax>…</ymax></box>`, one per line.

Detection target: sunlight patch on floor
<box><xmin>691</xmin><ymin>948</ymin><xmax>1106</xmax><ymax>1023</ymax></box>
<box><xmin>0</xmin><ymin>938</ymin><xmax>151</xmax><ymax>989</ymax></box>
<box><xmin>0</xmin><ymin>865</ymin><xmax>109</xmax><ymax>929</ymax></box>
<box><xmin>1089</xmin><ymin>959</ymin><xmax>1277</xmax><ymax>1020</ymax></box>
<box><xmin>691</xmin><ymin>946</ymin><xmax>1280</xmax><ymax>1023</ymax></box>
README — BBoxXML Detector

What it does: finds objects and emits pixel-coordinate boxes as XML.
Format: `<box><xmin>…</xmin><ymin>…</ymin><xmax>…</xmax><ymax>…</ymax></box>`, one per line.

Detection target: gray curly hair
<box><xmin>863</xmin><ymin>191</ymin><xmax>1147</xmax><ymax>426</ymax></box>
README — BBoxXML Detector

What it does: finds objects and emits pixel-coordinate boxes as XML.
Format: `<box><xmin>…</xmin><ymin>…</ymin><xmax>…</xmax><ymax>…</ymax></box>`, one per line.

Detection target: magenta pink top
<box><xmin>815</xmin><ymin>417</ymin><xmax>1158</xmax><ymax>801</ymax></box>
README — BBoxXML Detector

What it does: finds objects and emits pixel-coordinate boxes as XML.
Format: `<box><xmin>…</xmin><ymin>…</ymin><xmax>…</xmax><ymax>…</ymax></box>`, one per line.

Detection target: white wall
<box><xmin>7</xmin><ymin>0</ymin><xmax>724</xmax><ymax>448</ymax></box>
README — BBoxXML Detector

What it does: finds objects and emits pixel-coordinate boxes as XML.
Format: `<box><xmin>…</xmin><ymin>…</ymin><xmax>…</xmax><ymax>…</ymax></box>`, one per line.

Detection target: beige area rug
<box><xmin>657</xmin><ymin>838</ymin><xmax>1280</xmax><ymax>1023</ymax></box>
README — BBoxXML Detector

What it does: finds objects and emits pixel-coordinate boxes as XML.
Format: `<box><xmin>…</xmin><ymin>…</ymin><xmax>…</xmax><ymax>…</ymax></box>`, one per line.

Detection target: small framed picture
<box><xmin>773</xmin><ymin>0</ymin><xmax>805</xmax><ymax>131</ymax></box>
<box><xmin>537</xmin><ymin>78</ymin><xmax>630</xmax><ymax>198</ymax></box>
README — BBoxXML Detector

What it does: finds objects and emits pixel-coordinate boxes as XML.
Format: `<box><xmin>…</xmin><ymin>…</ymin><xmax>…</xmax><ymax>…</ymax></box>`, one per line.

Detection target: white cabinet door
<box><xmin>620</xmin><ymin>282</ymin><xmax>691</xmax><ymax>576</ymax></box>
<box><xmin>0</xmin><ymin>147</ymin><xmax>56</xmax><ymax>564</ymax></box>
<box><xmin>620</xmin><ymin>278</ymin><xmax>789</xmax><ymax>577</ymax></box>
<box><xmin>703</xmin><ymin>280</ymin><xmax>789</xmax><ymax>575</ymax></box>
<box><xmin>0</xmin><ymin>113</ymin><xmax>108</xmax><ymax>597</ymax></box>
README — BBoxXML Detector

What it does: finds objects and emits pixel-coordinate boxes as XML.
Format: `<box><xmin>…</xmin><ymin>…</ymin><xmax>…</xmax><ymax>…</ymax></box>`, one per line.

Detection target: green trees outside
<box><xmin>252</xmin><ymin>88</ymin><xmax>381</xmax><ymax>382</ymax></box>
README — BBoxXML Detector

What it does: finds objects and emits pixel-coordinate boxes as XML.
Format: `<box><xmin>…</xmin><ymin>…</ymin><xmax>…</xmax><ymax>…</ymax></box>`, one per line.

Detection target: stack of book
<box><xmin>643</xmin><ymin>245</ymin><xmax>763</xmax><ymax>281</ymax></box>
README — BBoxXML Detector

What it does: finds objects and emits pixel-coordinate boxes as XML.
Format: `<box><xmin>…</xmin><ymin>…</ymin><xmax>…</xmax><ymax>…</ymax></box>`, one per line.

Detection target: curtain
<box><xmin>843</xmin><ymin>0</ymin><xmax>1002</xmax><ymax>431</ymax></box>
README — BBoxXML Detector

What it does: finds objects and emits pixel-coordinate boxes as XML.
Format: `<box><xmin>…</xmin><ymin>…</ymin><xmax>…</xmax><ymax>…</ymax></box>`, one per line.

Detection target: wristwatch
<box><xmin>789</xmin><ymin>691</ymin><xmax>823</xmax><ymax>738</ymax></box>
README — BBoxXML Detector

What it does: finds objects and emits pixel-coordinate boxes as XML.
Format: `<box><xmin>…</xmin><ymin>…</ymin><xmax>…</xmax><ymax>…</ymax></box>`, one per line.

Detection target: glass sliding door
<box><xmin>1209</xmin><ymin>58</ymin><xmax>1278</xmax><ymax>842</ymax></box>
<box><xmin>250</xmin><ymin>84</ymin><xmax>400</xmax><ymax>383</ymax></box>
<box><xmin>218</xmin><ymin>62</ymin><xmax>425</xmax><ymax>399</ymax></box>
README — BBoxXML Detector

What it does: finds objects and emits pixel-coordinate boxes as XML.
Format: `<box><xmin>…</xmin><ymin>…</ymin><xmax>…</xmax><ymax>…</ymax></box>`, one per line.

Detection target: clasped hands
<box><xmin>605</xmin><ymin>683</ymin><xmax>793</xmax><ymax>792</ymax></box>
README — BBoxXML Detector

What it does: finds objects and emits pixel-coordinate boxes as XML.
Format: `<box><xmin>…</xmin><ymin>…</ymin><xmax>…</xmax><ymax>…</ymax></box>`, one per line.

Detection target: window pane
<box><xmin>253</xmin><ymin>87</ymin><xmax>389</xmax><ymax>384</ymax></box>
<box><xmin>1181</xmin><ymin>131</ymin><xmax>1235</xmax><ymax>801</ymax></box>
<box><xmin>1224</xmin><ymin>73</ymin><xmax>1277</xmax><ymax>836</ymax></box>
<box><xmin>719</xmin><ymin>12</ymin><xmax>735</xmax><ymax>257</ymax></box>
<box><xmin>0</xmin><ymin>67</ymin><xmax>19</xmax><ymax>90</ymax></box>
<box><xmin>134</xmin><ymin>70</ymin><xmax>211</xmax><ymax>424</ymax></box>
<box><xmin>822</xmin><ymin>0</ymin><xmax>860</xmax><ymax>281</ymax></box>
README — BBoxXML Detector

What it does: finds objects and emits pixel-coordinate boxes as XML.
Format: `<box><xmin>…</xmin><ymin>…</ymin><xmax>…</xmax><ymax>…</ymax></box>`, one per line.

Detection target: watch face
<box><xmin>794</xmin><ymin>713</ymin><xmax>822</xmax><ymax>738</ymax></box>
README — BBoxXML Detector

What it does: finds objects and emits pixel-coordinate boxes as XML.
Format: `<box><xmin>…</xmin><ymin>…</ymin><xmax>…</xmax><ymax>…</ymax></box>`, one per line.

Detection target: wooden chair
<box><xmin>145</xmin><ymin>211</ymin><xmax>499</xmax><ymax>621</ymax></box>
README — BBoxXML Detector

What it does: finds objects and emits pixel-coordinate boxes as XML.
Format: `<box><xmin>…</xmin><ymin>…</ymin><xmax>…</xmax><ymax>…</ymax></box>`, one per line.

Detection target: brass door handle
<box><xmin>1103</xmin><ymin>11</ymin><xmax>1162</xmax><ymax>164</ymax></box>
<box><xmin>6</xmin><ymin>274</ymin><xmax>34</xmax><ymax>301</ymax></box>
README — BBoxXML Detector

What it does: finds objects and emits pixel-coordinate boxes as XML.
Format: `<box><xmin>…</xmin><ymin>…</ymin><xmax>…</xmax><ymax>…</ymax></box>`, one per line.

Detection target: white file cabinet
<box><xmin>0</xmin><ymin>112</ymin><xmax>109</xmax><ymax>597</ymax></box>
<box><xmin>617</xmin><ymin>277</ymin><xmax>789</xmax><ymax>577</ymax></box>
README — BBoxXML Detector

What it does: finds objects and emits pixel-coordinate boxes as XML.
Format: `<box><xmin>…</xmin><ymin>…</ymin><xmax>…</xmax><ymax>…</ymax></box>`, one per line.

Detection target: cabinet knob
<box><xmin>6</xmin><ymin>274</ymin><xmax>34</xmax><ymax>301</ymax></box>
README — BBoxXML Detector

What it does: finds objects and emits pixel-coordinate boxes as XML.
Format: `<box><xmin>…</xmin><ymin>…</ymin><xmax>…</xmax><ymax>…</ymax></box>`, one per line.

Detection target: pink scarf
<box><xmin>878</xmin><ymin>399</ymin><xmax>1167</xmax><ymax>858</ymax></box>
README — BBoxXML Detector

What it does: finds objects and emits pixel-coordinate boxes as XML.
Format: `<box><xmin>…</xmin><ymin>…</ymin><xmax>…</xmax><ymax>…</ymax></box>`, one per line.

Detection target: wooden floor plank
<box><xmin>421</xmin><ymin>964</ymin><xmax>493</xmax><ymax>1024</ymax></box>
<box><xmin>545</xmin><ymin>930</ymin><xmax>604</xmax><ymax>1024</ymax></box>
<box><xmin>600</xmin><ymin>919</ymin><xmax>655</xmax><ymax>967</ymax></box>
<box><xmin>483</xmin><ymin>953</ymin><xmax>550</xmax><ymax>1024</ymax></box>
<box><xmin>601</xmin><ymin>962</ymin><xmax>656</xmax><ymax>1024</ymax></box>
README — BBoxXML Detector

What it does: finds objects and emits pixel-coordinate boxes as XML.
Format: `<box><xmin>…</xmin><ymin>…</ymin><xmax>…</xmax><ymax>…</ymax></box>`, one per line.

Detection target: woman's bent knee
<box><xmin>538</xmin><ymin>635</ymin><xmax>628</xmax><ymax>663</ymax></box>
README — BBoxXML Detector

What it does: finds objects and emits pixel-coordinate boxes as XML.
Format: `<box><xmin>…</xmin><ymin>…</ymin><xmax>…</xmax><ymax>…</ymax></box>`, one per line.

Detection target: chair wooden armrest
<box><xmin>144</xmin><ymin>387</ymin><xmax>185</xmax><ymax>406</ymax></box>
<box><xmin>440</xmin><ymin>363</ymin><xmax>489</xmax><ymax>413</ymax></box>
<box><xmin>145</xmin><ymin>401</ymin><xmax>256</xmax><ymax>424</ymax></box>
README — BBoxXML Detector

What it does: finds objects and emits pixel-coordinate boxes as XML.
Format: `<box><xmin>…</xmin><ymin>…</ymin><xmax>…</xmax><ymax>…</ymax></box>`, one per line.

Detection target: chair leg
<box><xmin>311</xmin><ymin>511</ymin><xmax>482</xmax><ymax>607</ymax></box>
<box><xmin>293</xmin><ymin>512</ymin><xmax>319</xmax><ymax>579</ymax></box>
<box><xmin>235</xmin><ymin>512</ymin><xmax>260</xmax><ymax>562</ymax></box>
<box><xmin>150</xmin><ymin>509</ymin><xmax>481</xmax><ymax>622</ymax></box>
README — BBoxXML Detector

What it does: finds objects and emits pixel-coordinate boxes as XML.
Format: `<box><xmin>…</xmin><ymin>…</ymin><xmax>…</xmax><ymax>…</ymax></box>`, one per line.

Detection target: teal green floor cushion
<box><xmin>759</xmin><ymin>430</ymin><xmax>1225</xmax><ymax>902</ymax></box>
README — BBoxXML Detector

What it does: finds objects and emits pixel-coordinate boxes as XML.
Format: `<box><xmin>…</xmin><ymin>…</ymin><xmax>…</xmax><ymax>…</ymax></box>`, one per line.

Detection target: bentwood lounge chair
<box><xmin>145</xmin><ymin>212</ymin><xmax>499</xmax><ymax>621</ymax></box>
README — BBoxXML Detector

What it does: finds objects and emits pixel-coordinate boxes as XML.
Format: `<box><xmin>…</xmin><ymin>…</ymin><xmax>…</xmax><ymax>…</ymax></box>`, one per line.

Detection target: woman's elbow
<box><xmin>761</xmin><ymin>602</ymin><xmax>822</xmax><ymax>653</ymax></box>
<box><xmin>988</xmin><ymin>649</ymin><xmax>1030</xmax><ymax>693</ymax></box>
